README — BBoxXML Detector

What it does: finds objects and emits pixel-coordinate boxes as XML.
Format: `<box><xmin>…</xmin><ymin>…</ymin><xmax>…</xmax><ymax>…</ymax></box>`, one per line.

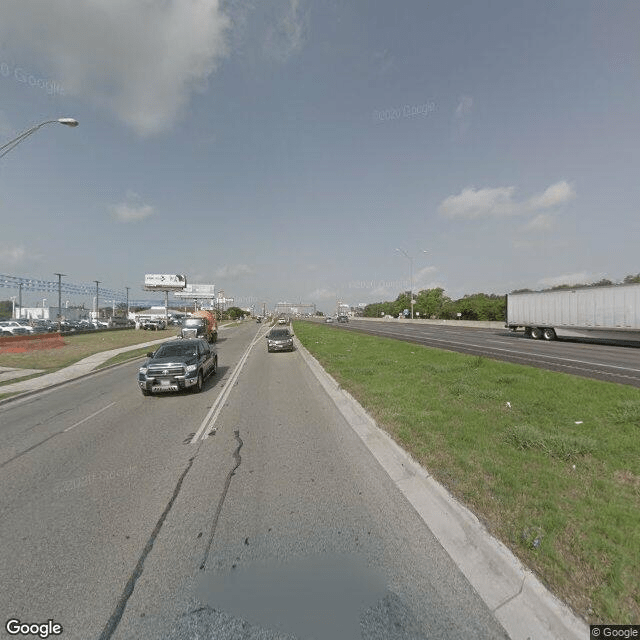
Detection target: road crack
<box><xmin>97</xmin><ymin>456</ymin><xmax>197</xmax><ymax>640</ymax></box>
<box><xmin>199</xmin><ymin>429</ymin><xmax>243</xmax><ymax>570</ymax></box>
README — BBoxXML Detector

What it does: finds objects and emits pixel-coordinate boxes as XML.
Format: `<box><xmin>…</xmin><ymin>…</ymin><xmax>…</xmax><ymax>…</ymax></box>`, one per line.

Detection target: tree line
<box><xmin>363</xmin><ymin>273</ymin><xmax>640</xmax><ymax>321</ymax></box>
<box><xmin>363</xmin><ymin>289</ymin><xmax>506</xmax><ymax>321</ymax></box>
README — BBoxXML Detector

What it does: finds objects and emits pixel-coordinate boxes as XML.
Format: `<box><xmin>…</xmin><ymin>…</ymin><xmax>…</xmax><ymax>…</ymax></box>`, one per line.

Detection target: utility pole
<box><xmin>125</xmin><ymin>287</ymin><xmax>130</xmax><ymax>318</ymax></box>
<box><xmin>54</xmin><ymin>273</ymin><xmax>66</xmax><ymax>331</ymax></box>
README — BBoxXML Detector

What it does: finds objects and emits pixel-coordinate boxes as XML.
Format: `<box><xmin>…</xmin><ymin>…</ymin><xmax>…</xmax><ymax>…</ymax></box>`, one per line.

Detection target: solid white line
<box><xmin>64</xmin><ymin>402</ymin><xmax>117</xmax><ymax>432</ymax></box>
<box><xmin>191</xmin><ymin>325</ymin><xmax>269</xmax><ymax>444</ymax></box>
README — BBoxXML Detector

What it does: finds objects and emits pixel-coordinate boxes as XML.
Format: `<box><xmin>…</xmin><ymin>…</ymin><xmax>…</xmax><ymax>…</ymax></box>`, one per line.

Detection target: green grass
<box><xmin>0</xmin><ymin>329</ymin><xmax>178</xmax><ymax>375</ymax></box>
<box><xmin>294</xmin><ymin>320</ymin><xmax>640</xmax><ymax>625</ymax></box>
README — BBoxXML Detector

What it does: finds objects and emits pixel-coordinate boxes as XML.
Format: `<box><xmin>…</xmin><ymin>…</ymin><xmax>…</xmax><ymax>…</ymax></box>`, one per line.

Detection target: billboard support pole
<box><xmin>143</xmin><ymin>275</ymin><xmax>187</xmax><ymax>327</ymax></box>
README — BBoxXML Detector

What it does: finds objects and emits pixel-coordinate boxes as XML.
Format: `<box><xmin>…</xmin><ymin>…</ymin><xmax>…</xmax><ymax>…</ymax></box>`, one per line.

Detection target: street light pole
<box><xmin>54</xmin><ymin>273</ymin><xmax>66</xmax><ymax>331</ymax></box>
<box><xmin>0</xmin><ymin>118</ymin><xmax>79</xmax><ymax>159</ymax></box>
<box><xmin>396</xmin><ymin>248</ymin><xmax>414</xmax><ymax>319</ymax></box>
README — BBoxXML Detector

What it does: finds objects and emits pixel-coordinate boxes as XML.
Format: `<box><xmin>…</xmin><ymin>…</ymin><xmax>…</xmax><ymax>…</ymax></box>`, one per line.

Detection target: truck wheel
<box><xmin>542</xmin><ymin>328</ymin><xmax>556</xmax><ymax>341</ymax></box>
<box><xmin>141</xmin><ymin>388</ymin><xmax>151</xmax><ymax>396</ymax></box>
<box><xmin>212</xmin><ymin>356</ymin><xmax>217</xmax><ymax>375</ymax></box>
<box><xmin>530</xmin><ymin>327</ymin><xmax>543</xmax><ymax>340</ymax></box>
<box><xmin>194</xmin><ymin>371</ymin><xmax>204</xmax><ymax>393</ymax></box>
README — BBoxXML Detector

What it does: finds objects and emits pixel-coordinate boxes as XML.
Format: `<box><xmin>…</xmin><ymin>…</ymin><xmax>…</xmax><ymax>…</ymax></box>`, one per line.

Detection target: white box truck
<box><xmin>506</xmin><ymin>283</ymin><xmax>640</xmax><ymax>343</ymax></box>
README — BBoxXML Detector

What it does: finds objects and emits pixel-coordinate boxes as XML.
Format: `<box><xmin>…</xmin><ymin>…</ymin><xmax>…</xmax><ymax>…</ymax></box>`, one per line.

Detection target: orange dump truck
<box><xmin>180</xmin><ymin>310</ymin><xmax>218</xmax><ymax>343</ymax></box>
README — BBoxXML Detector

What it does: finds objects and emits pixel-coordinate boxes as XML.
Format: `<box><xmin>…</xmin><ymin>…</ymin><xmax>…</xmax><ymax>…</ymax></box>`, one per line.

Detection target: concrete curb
<box><xmin>294</xmin><ymin>336</ymin><xmax>589</xmax><ymax>640</ymax></box>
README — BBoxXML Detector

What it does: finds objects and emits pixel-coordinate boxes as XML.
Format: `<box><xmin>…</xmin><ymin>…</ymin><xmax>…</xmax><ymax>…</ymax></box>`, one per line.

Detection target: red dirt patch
<box><xmin>0</xmin><ymin>334</ymin><xmax>65</xmax><ymax>353</ymax></box>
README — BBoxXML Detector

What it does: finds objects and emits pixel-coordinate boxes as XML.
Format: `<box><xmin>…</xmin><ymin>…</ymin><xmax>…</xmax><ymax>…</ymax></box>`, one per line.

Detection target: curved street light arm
<box><xmin>0</xmin><ymin>118</ymin><xmax>78</xmax><ymax>160</ymax></box>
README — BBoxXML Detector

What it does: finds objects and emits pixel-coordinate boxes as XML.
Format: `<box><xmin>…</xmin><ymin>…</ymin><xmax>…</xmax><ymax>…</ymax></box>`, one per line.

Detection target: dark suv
<box><xmin>137</xmin><ymin>338</ymin><xmax>217</xmax><ymax>396</ymax></box>
<box><xmin>337</xmin><ymin>315</ymin><xmax>349</xmax><ymax>323</ymax></box>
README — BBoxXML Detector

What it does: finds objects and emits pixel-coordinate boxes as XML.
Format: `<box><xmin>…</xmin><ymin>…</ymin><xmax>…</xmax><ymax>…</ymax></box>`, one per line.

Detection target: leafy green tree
<box><xmin>226</xmin><ymin>306</ymin><xmax>248</xmax><ymax>320</ymax></box>
<box><xmin>414</xmin><ymin>288</ymin><xmax>450</xmax><ymax>318</ymax></box>
<box><xmin>0</xmin><ymin>300</ymin><xmax>13</xmax><ymax>320</ymax></box>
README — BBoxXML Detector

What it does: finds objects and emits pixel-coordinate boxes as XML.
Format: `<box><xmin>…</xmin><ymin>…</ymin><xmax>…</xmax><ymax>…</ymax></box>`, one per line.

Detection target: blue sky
<box><xmin>1</xmin><ymin>0</ymin><xmax>639</xmax><ymax>313</ymax></box>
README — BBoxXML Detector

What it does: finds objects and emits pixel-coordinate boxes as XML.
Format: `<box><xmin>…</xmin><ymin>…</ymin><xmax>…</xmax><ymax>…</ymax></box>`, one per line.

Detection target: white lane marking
<box><xmin>191</xmin><ymin>325</ymin><xmax>270</xmax><ymax>444</ymax></box>
<box><xmin>361</xmin><ymin>327</ymin><xmax>640</xmax><ymax>374</ymax></box>
<box><xmin>64</xmin><ymin>402</ymin><xmax>117</xmax><ymax>432</ymax></box>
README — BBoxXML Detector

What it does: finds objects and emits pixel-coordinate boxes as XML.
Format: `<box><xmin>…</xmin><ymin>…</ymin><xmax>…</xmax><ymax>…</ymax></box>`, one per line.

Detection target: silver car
<box><xmin>266</xmin><ymin>328</ymin><xmax>294</xmax><ymax>352</ymax></box>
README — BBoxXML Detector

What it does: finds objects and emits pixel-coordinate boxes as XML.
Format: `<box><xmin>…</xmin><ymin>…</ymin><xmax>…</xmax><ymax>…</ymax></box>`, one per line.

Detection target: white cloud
<box><xmin>264</xmin><ymin>0</ymin><xmax>308</xmax><ymax>61</ymax></box>
<box><xmin>214</xmin><ymin>264</ymin><xmax>254</xmax><ymax>279</ymax></box>
<box><xmin>525</xmin><ymin>181</ymin><xmax>576</xmax><ymax>210</ymax></box>
<box><xmin>439</xmin><ymin>181</ymin><xmax>576</xmax><ymax>220</ymax></box>
<box><xmin>110</xmin><ymin>192</ymin><xmax>155</xmax><ymax>222</ymax></box>
<box><xmin>0</xmin><ymin>0</ymin><xmax>231</xmax><ymax>136</ymax></box>
<box><xmin>538</xmin><ymin>272</ymin><xmax>597</xmax><ymax>288</ymax></box>
<box><xmin>307</xmin><ymin>288</ymin><xmax>336</xmax><ymax>300</ymax></box>
<box><xmin>438</xmin><ymin>186</ymin><xmax>518</xmax><ymax>219</ymax></box>
<box><xmin>0</xmin><ymin>245</ymin><xmax>26</xmax><ymax>265</ymax></box>
<box><xmin>522</xmin><ymin>213</ymin><xmax>555</xmax><ymax>232</ymax></box>
<box><xmin>413</xmin><ymin>266</ymin><xmax>439</xmax><ymax>290</ymax></box>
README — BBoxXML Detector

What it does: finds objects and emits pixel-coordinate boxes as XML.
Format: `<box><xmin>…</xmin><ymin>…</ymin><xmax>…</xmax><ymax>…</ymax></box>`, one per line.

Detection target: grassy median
<box><xmin>294</xmin><ymin>321</ymin><xmax>640</xmax><ymax>625</ymax></box>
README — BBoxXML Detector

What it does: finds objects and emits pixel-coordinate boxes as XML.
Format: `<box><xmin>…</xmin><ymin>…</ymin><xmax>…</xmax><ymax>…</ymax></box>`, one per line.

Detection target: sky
<box><xmin>1</xmin><ymin>0</ymin><xmax>639</xmax><ymax>314</ymax></box>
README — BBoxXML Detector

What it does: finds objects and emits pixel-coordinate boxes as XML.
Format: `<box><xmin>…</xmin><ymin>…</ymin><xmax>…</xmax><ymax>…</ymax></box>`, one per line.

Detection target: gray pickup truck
<box><xmin>138</xmin><ymin>338</ymin><xmax>217</xmax><ymax>396</ymax></box>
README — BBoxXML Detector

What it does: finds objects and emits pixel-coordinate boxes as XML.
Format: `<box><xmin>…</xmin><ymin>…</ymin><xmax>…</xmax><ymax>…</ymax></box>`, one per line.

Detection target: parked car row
<box><xmin>0</xmin><ymin>318</ymin><xmax>135</xmax><ymax>336</ymax></box>
<box><xmin>0</xmin><ymin>320</ymin><xmax>35</xmax><ymax>336</ymax></box>
<box><xmin>138</xmin><ymin>318</ymin><xmax>166</xmax><ymax>331</ymax></box>
<box><xmin>60</xmin><ymin>320</ymin><xmax>110</xmax><ymax>332</ymax></box>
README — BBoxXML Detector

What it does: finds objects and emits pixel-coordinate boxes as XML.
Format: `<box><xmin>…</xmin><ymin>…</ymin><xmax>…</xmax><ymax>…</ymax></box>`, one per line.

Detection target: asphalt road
<box><xmin>329</xmin><ymin>319</ymin><xmax>640</xmax><ymax>387</ymax></box>
<box><xmin>0</xmin><ymin>321</ymin><xmax>509</xmax><ymax>640</ymax></box>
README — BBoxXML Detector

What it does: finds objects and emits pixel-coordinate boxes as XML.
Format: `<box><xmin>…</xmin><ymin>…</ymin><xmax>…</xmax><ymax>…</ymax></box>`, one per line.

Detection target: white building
<box><xmin>18</xmin><ymin>306</ymin><xmax>89</xmax><ymax>322</ymax></box>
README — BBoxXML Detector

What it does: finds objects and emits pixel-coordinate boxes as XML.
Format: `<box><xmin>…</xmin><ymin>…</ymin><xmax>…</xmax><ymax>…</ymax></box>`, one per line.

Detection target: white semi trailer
<box><xmin>506</xmin><ymin>283</ymin><xmax>640</xmax><ymax>343</ymax></box>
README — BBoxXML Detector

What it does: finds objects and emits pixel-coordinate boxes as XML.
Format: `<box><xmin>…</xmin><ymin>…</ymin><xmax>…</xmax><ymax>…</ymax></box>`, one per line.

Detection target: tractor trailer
<box><xmin>506</xmin><ymin>283</ymin><xmax>640</xmax><ymax>344</ymax></box>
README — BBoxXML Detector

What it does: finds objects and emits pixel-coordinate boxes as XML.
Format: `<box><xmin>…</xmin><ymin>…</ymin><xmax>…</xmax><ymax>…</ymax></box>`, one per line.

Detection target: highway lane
<box><xmin>0</xmin><ymin>324</ymin><xmax>253</xmax><ymax>640</ymax></box>
<box><xmin>332</xmin><ymin>319</ymin><xmax>640</xmax><ymax>387</ymax></box>
<box><xmin>0</xmin><ymin>321</ymin><xmax>508</xmax><ymax>639</ymax></box>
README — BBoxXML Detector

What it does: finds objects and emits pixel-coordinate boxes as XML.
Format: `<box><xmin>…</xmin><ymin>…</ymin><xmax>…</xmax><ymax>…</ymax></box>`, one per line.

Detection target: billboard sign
<box><xmin>174</xmin><ymin>284</ymin><xmax>216</xmax><ymax>299</ymax></box>
<box><xmin>144</xmin><ymin>274</ymin><xmax>187</xmax><ymax>290</ymax></box>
